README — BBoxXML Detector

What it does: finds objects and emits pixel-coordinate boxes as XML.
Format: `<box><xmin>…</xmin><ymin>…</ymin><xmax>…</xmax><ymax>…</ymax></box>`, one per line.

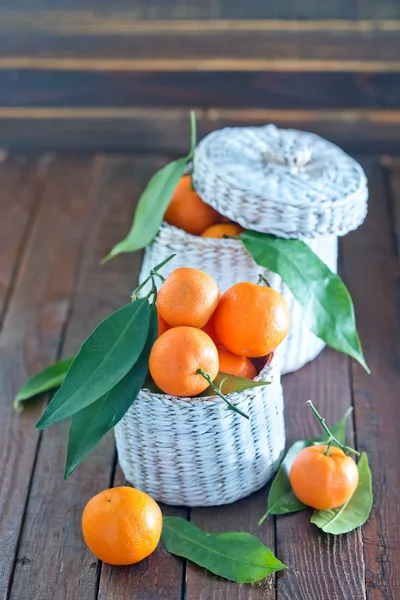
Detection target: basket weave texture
<box><xmin>139</xmin><ymin>223</ymin><xmax>338</xmax><ymax>374</ymax></box>
<box><xmin>192</xmin><ymin>125</ymin><xmax>368</xmax><ymax>239</ymax></box>
<box><xmin>115</xmin><ymin>357</ymin><xmax>285</xmax><ymax>506</ymax></box>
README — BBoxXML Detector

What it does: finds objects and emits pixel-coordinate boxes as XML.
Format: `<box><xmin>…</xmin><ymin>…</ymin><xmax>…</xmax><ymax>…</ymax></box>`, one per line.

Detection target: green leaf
<box><xmin>161</xmin><ymin>517</ymin><xmax>287</xmax><ymax>583</ymax></box>
<box><xmin>199</xmin><ymin>372</ymin><xmax>269</xmax><ymax>397</ymax></box>
<box><xmin>13</xmin><ymin>357</ymin><xmax>75</xmax><ymax>411</ymax></box>
<box><xmin>64</xmin><ymin>304</ymin><xmax>158</xmax><ymax>479</ymax></box>
<box><xmin>240</xmin><ymin>231</ymin><xmax>370</xmax><ymax>373</ymax></box>
<box><xmin>311</xmin><ymin>452</ymin><xmax>373</xmax><ymax>534</ymax></box>
<box><xmin>36</xmin><ymin>299</ymin><xmax>150</xmax><ymax>431</ymax></box>
<box><xmin>259</xmin><ymin>409</ymin><xmax>351</xmax><ymax>522</ymax></box>
<box><xmin>102</xmin><ymin>112</ymin><xmax>197</xmax><ymax>262</ymax></box>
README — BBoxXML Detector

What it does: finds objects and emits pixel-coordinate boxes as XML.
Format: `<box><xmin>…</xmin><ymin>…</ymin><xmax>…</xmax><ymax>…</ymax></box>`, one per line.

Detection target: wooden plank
<box><xmin>384</xmin><ymin>164</ymin><xmax>400</xmax><ymax>262</ymax></box>
<box><xmin>0</xmin><ymin>155</ymin><xmax>39</xmax><ymax>318</ymax></box>
<box><xmin>0</xmin><ymin>156</ymin><xmax>98</xmax><ymax>600</ymax></box>
<box><xmin>0</xmin><ymin>71</ymin><xmax>397</xmax><ymax>109</ymax></box>
<box><xmin>342</xmin><ymin>159</ymin><xmax>400</xmax><ymax>599</ymax></box>
<box><xmin>98</xmin><ymin>466</ymin><xmax>187</xmax><ymax>600</ymax></box>
<box><xmin>6</xmin><ymin>155</ymin><xmax>161</xmax><ymax>600</ymax></box>
<box><xmin>8</xmin><ymin>155</ymin><xmax>187</xmax><ymax>600</ymax></box>
<box><xmin>0</xmin><ymin>2</ymin><xmax>356</xmax><ymax>19</ymax></box>
<box><xmin>358</xmin><ymin>0</ymin><xmax>400</xmax><ymax>19</ymax></box>
<box><xmin>1</xmin><ymin>108</ymin><xmax>400</xmax><ymax>155</ymax></box>
<box><xmin>187</xmin><ymin>489</ymin><xmax>276</xmax><ymax>599</ymax></box>
<box><xmin>1</xmin><ymin>28</ymin><xmax>399</xmax><ymax>65</ymax></box>
<box><xmin>276</xmin><ymin>349</ymin><xmax>365</xmax><ymax>600</ymax></box>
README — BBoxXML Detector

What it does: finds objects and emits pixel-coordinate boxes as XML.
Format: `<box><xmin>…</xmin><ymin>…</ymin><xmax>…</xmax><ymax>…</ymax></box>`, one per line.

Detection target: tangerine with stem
<box><xmin>157</xmin><ymin>267</ymin><xmax>220</xmax><ymax>328</ymax></box>
<box><xmin>214</xmin><ymin>281</ymin><xmax>290</xmax><ymax>357</ymax></box>
<box><xmin>149</xmin><ymin>326</ymin><xmax>219</xmax><ymax>397</ymax></box>
<box><xmin>290</xmin><ymin>445</ymin><xmax>359</xmax><ymax>510</ymax></box>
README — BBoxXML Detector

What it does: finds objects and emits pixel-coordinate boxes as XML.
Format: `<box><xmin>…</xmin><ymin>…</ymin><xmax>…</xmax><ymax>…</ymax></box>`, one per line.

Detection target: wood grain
<box><xmin>342</xmin><ymin>160</ymin><xmax>400</xmax><ymax>600</ymax></box>
<box><xmin>99</xmin><ymin>466</ymin><xmax>187</xmax><ymax>600</ymax></box>
<box><xmin>0</xmin><ymin>71</ymin><xmax>398</xmax><ymax>109</ymax></box>
<box><xmin>0</xmin><ymin>25</ymin><xmax>399</xmax><ymax>65</ymax></box>
<box><xmin>1</xmin><ymin>108</ymin><xmax>400</xmax><ymax>155</ymax></box>
<box><xmin>384</xmin><ymin>166</ymin><xmax>400</xmax><ymax>263</ymax></box>
<box><xmin>6</xmin><ymin>156</ymin><xmax>162</xmax><ymax>600</ymax></box>
<box><xmin>0</xmin><ymin>1</ymin><xmax>357</xmax><ymax>20</ymax></box>
<box><xmin>0</xmin><ymin>156</ymin><xmax>40</xmax><ymax>319</ymax></box>
<box><xmin>276</xmin><ymin>349</ymin><xmax>365</xmax><ymax>600</ymax></box>
<box><xmin>186</xmin><ymin>487</ymin><xmax>276</xmax><ymax>600</ymax></box>
<box><xmin>0</xmin><ymin>157</ymin><xmax>97</xmax><ymax>600</ymax></box>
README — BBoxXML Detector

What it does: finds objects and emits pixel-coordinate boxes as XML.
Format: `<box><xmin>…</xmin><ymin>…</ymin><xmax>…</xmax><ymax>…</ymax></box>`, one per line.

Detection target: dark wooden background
<box><xmin>1</xmin><ymin>1</ymin><xmax>400</xmax><ymax>153</ymax></box>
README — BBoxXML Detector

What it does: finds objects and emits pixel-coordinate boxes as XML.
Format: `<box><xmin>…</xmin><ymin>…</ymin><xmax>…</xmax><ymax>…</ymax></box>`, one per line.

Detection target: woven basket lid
<box><xmin>192</xmin><ymin>124</ymin><xmax>368</xmax><ymax>238</ymax></box>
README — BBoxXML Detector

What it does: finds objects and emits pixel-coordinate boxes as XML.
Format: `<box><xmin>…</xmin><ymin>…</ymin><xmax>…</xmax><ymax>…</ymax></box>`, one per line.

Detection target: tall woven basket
<box><xmin>115</xmin><ymin>357</ymin><xmax>284</xmax><ymax>507</ymax></box>
<box><xmin>140</xmin><ymin>125</ymin><xmax>368</xmax><ymax>374</ymax></box>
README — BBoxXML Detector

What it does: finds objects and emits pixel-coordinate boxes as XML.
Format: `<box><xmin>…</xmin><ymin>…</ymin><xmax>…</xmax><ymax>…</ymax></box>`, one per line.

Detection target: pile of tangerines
<box><xmin>149</xmin><ymin>265</ymin><xmax>290</xmax><ymax>398</ymax></box>
<box><xmin>80</xmin><ymin>267</ymin><xmax>361</xmax><ymax>569</ymax></box>
<box><xmin>164</xmin><ymin>174</ymin><xmax>244</xmax><ymax>238</ymax></box>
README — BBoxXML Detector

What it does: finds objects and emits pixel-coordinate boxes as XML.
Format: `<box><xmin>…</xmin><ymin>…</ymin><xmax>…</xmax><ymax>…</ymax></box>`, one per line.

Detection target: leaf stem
<box><xmin>258</xmin><ymin>274</ymin><xmax>272</xmax><ymax>288</ymax></box>
<box><xmin>197</xmin><ymin>369</ymin><xmax>249</xmax><ymax>419</ymax></box>
<box><xmin>307</xmin><ymin>400</ymin><xmax>360</xmax><ymax>456</ymax></box>
<box><xmin>131</xmin><ymin>254</ymin><xmax>175</xmax><ymax>299</ymax></box>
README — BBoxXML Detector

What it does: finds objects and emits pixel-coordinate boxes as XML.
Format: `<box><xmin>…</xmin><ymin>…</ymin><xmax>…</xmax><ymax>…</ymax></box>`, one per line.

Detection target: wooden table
<box><xmin>1</xmin><ymin>152</ymin><xmax>399</xmax><ymax>600</ymax></box>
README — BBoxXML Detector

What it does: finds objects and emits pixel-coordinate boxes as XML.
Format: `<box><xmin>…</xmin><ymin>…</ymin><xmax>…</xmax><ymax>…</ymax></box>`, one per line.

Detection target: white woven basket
<box><xmin>115</xmin><ymin>357</ymin><xmax>284</xmax><ymax>507</ymax></box>
<box><xmin>139</xmin><ymin>223</ymin><xmax>337</xmax><ymax>374</ymax></box>
<box><xmin>139</xmin><ymin>124</ymin><xmax>367</xmax><ymax>374</ymax></box>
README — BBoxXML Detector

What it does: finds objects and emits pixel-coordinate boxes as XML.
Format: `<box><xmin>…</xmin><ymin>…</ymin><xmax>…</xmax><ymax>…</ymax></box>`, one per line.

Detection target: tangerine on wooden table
<box><xmin>149</xmin><ymin>326</ymin><xmax>219</xmax><ymax>396</ymax></box>
<box><xmin>213</xmin><ymin>282</ymin><xmax>290</xmax><ymax>357</ymax></box>
<box><xmin>82</xmin><ymin>486</ymin><xmax>162</xmax><ymax>565</ymax></box>
<box><xmin>201</xmin><ymin>223</ymin><xmax>244</xmax><ymax>238</ymax></box>
<box><xmin>289</xmin><ymin>445</ymin><xmax>359</xmax><ymax>510</ymax></box>
<box><xmin>157</xmin><ymin>267</ymin><xmax>220</xmax><ymax>328</ymax></box>
<box><xmin>164</xmin><ymin>174</ymin><xmax>220</xmax><ymax>235</ymax></box>
<box><xmin>217</xmin><ymin>346</ymin><xmax>257</xmax><ymax>379</ymax></box>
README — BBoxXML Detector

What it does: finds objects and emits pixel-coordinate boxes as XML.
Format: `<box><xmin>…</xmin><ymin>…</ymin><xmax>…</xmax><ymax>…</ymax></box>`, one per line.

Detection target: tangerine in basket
<box><xmin>201</xmin><ymin>313</ymin><xmax>221</xmax><ymax>345</ymax></box>
<box><xmin>201</xmin><ymin>223</ymin><xmax>244</xmax><ymax>238</ymax></box>
<box><xmin>149</xmin><ymin>326</ymin><xmax>219</xmax><ymax>396</ymax></box>
<box><xmin>157</xmin><ymin>308</ymin><xmax>170</xmax><ymax>337</ymax></box>
<box><xmin>213</xmin><ymin>282</ymin><xmax>290</xmax><ymax>357</ymax></box>
<box><xmin>218</xmin><ymin>346</ymin><xmax>257</xmax><ymax>379</ymax></box>
<box><xmin>157</xmin><ymin>267</ymin><xmax>220</xmax><ymax>328</ymax></box>
<box><xmin>289</xmin><ymin>445</ymin><xmax>359</xmax><ymax>510</ymax></box>
<box><xmin>164</xmin><ymin>174</ymin><xmax>220</xmax><ymax>235</ymax></box>
<box><xmin>82</xmin><ymin>486</ymin><xmax>162</xmax><ymax>565</ymax></box>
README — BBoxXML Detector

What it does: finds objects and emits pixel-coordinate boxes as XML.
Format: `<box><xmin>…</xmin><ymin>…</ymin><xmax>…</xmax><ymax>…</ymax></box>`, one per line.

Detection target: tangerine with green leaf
<box><xmin>164</xmin><ymin>175</ymin><xmax>220</xmax><ymax>235</ymax></box>
<box><xmin>290</xmin><ymin>445</ymin><xmax>359</xmax><ymax>510</ymax></box>
<box><xmin>149</xmin><ymin>326</ymin><xmax>219</xmax><ymax>397</ymax></box>
<box><xmin>214</xmin><ymin>281</ymin><xmax>290</xmax><ymax>357</ymax></box>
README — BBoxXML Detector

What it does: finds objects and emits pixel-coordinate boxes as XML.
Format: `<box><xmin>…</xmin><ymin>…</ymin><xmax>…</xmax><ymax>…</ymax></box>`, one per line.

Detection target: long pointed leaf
<box><xmin>13</xmin><ymin>357</ymin><xmax>75</xmax><ymax>411</ymax></box>
<box><xmin>241</xmin><ymin>231</ymin><xmax>369</xmax><ymax>372</ymax></box>
<box><xmin>64</xmin><ymin>304</ymin><xmax>158</xmax><ymax>478</ymax></box>
<box><xmin>36</xmin><ymin>299</ymin><xmax>150</xmax><ymax>430</ymax></box>
<box><xmin>102</xmin><ymin>112</ymin><xmax>197</xmax><ymax>262</ymax></box>
<box><xmin>311</xmin><ymin>452</ymin><xmax>373</xmax><ymax>534</ymax></box>
<box><xmin>161</xmin><ymin>517</ymin><xmax>286</xmax><ymax>584</ymax></box>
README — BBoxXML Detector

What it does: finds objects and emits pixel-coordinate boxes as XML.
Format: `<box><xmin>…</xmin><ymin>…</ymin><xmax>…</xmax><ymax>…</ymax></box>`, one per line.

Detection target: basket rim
<box><xmin>140</xmin><ymin>352</ymin><xmax>277</xmax><ymax>409</ymax></box>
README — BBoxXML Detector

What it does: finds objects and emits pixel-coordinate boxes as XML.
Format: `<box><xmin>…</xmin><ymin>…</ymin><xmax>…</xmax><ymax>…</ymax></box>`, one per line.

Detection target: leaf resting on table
<box><xmin>161</xmin><ymin>517</ymin><xmax>287</xmax><ymax>583</ymax></box>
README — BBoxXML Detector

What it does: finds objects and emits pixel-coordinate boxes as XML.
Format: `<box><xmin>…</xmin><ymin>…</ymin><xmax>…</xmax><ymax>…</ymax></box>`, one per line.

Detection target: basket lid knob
<box><xmin>261</xmin><ymin>126</ymin><xmax>312</xmax><ymax>169</ymax></box>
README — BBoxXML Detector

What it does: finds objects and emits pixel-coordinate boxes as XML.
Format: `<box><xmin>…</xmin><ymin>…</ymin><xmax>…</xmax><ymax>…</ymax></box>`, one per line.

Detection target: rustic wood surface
<box><xmin>1</xmin><ymin>8</ymin><xmax>400</xmax><ymax>151</ymax></box>
<box><xmin>0</xmin><ymin>152</ymin><xmax>399</xmax><ymax>600</ymax></box>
